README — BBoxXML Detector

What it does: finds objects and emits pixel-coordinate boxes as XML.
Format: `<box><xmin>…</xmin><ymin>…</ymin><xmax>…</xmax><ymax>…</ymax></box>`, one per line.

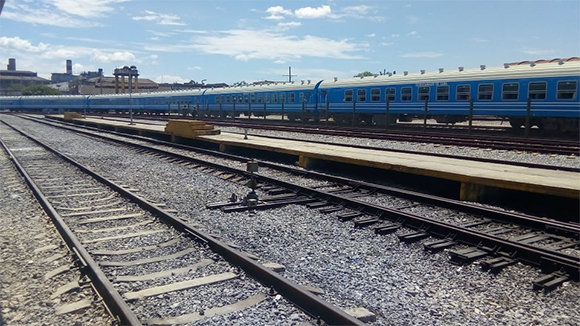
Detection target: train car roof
<box><xmin>319</xmin><ymin>60</ymin><xmax>580</xmax><ymax>88</ymax></box>
<box><xmin>88</xmin><ymin>89</ymin><xmax>206</xmax><ymax>98</ymax></box>
<box><xmin>204</xmin><ymin>80</ymin><xmax>322</xmax><ymax>95</ymax></box>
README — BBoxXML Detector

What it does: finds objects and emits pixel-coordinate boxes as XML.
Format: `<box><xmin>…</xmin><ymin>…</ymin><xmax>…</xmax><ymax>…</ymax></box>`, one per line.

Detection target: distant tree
<box><xmin>14</xmin><ymin>84</ymin><xmax>62</xmax><ymax>95</ymax></box>
<box><xmin>353</xmin><ymin>71</ymin><xmax>377</xmax><ymax>78</ymax></box>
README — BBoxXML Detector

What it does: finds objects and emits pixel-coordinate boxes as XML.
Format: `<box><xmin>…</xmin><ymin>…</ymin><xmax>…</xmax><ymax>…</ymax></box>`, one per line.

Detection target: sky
<box><xmin>1</xmin><ymin>0</ymin><xmax>579</xmax><ymax>85</ymax></box>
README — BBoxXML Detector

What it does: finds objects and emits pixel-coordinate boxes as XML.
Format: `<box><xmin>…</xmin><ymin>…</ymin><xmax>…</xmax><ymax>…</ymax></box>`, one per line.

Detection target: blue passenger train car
<box><xmin>201</xmin><ymin>80</ymin><xmax>322</xmax><ymax>121</ymax></box>
<box><xmin>1</xmin><ymin>59</ymin><xmax>578</xmax><ymax>131</ymax></box>
<box><xmin>317</xmin><ymin>59</ymin><xmax>579</xmax><ymax>130</ymax></box>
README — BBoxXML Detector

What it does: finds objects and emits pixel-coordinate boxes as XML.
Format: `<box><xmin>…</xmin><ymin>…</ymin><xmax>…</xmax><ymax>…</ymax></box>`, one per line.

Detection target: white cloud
<box><xmin>72</xmin><ymin>63</ymin><xmax>87</xmax><ymax>75</ymax></box>
<box><xmin>471</xmin><ymin>37</ymin><xmax>489</xmax><ymax>43</ymax></box>
<box><xmin>407</xmin><ymin>31</ymin><xmax>420</xmax><ymax>37</ymax></box>
<box><xmin>3</xmin><ymin>0</ymin><xmax>128</xmax><ymax>27</ymax></box>
<box><xmin>0</xmin><ymin>36</ymin><xmax>49</xmax><ymax>52</ymax></box>
<box><xmin>133</xmin><ymin>10</ymin><xmax>186</xmax><ymax>26</ymax></box>
<box><xmin>264</xmin><ymin>4</ymin><xmax>381</xmax><ymax>22</ymax></box>
<box><xmin>265</xmin><ymin>6</ymin><xmax>293</xmax><ymax>20</ymax></box>
<box><xmin>400</xmin><ymin>52</ymin><xmax>443</xmax><ymax>58</ymax></box>
<box><xmin>343</xmin><ymin>5</ymin><xmax>373</xmax><ymax>16</ymax></box>
<box><xmin>42</xmin><ymin>47</ymin><xmax>89</xmax><ymax>59</ymax></box>
<box><xmin>191</xmin><ymin>29</ymin><xmax>365</xmax><ymax>62</ymax></box>
<box><xmin>91</xmin><ymin>51</ymin><xmax>136</xmax><ymax>63</ymax></box>
<box><xmin>294</xmin><ymin>5</ymin><xmax>332</xmax><ymax>19</ymax></box>
<box><xmin>45</xmin><ymin>0</ymin><xmax>129</xmax><ymax>18</ymax></box>
<box><xmin>143</xmin><ymin>43</ymin><xmax>196</xmax><ymax>53</ymax></box>
<box><xmin>154</xmin><ymin>75</ymin><xmax>188</xmax><ymax>83</ymax></box>
<box><xmin>3</xmin><ymin>3</ymin><xmax>100</xmax><ymax>27</ymax></box>
<box><xmin>277</xmin><ymin>21</ymin><xmax>302</xmax><ymax>29</ymax></box>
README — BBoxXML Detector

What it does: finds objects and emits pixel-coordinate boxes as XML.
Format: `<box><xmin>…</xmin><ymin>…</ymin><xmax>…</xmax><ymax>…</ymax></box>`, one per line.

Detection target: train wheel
<box><xmin>509</xmin><ymin>117</ymin><xmax>525</xmax><ymax>129</ymax></box>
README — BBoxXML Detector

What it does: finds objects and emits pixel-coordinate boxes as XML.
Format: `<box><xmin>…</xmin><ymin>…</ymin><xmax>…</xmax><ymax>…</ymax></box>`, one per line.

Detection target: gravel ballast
<box><xmin>1</xmin><ymin>115</ymin><xmax>578</xmax><ymax>325</ymax></box>
<box><xmin>0</xmin><ymin>129</ymin><xmax>113</xmax><ymax>325</ymax></box>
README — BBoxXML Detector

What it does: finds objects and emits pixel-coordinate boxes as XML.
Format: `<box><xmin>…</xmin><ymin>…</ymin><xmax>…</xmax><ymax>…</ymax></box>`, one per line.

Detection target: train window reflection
<box><xmin>456</xmin><ymin>85</ymin><xmax>471</xmax><ymax>100</ymax></box>
<box><xmin>528</xmin><ymin>82</ymin><xmax>547</xmax><ymax>100</ymax></box>
<box><xmin>436</xmin><ymin>85</ymin><xmax>449</xmax><ymax>101</ymax></box>
<box><xmin>401</xmin><ymin>87</ymin><xmax>412</xmax><ymax>101</ymax></box>
<box><xmin>418</xmin><ymin>86</ymin><xmax>430</xmax><ymax>101</ymax></box>
<box><xmin>557</xmin><ymin>81</ymin><xmax>577</xmax><ymax>99</ymax></box>
<box><xmin>357</xmin><ymin>89</ymin><xmax>367</xmax><ymax>102</ymax></box>
<box><xmin>478</xmin><ymin>84</ymin><xmax>493</xmax><ymax>100</ymax></box>
<box><xmin>386</xmin><ymin>88</ymin><xmax>396</xmax><ymax>101</ymax></box>
<box><xmin>344</xmin><ymin>89</ymin><xmax>353</xmax><ymax>102</ymax></box>
<box><xmin>371</xmin><ymin>88</ymin><xmax>380</xmax><ymax>101</ymax></box>
<box><xmin>502</xmin><ymin>83</ymin><xmax>519</xmax><ymax>100</ymax></box>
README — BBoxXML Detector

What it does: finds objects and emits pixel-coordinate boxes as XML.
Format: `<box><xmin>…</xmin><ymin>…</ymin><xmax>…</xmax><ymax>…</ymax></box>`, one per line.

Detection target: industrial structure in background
<box><xmin>0</xmin><ymin>58</ymin><xmax>50</xmax><ymax>95</ymax></box>
<box><xmin>0</xmin><ymin>58</ymin><xmax>228</xmax><ymax>96</ymax></box>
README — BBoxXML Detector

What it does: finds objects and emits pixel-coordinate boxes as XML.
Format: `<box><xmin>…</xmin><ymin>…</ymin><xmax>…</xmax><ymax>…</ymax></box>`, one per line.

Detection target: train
<box><xmin>1</xmin><ymin>58</ymin><xmax>579</xmax><ymax>131</ymax></box>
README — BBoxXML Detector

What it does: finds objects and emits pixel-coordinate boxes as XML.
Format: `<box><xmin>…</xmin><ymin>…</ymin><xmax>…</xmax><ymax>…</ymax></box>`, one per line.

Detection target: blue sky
<box><xmin>1</xmin><ymin>0</ymin><xmax>579</xmax><ymax>85</ymax></box>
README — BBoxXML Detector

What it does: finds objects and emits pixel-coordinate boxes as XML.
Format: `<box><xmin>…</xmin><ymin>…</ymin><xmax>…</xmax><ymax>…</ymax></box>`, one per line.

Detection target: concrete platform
<box><xmin>46</xmin><ymin>115</ymin><xmax>580</xmax><ymax>201</ymax></box>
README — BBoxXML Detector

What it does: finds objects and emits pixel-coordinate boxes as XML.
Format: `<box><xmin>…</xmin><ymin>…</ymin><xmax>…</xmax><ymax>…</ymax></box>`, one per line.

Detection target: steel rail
<box><xmin>0</xmin><ymin>134</ymin><xmax>142</xmax><ymax>325</ymax></box>
<box><xmin>223</xmin><ymin>130</ymin><xmax>580</xmax><ymax>173</ymax></box>
<box><xmin>30</xmin><ymin>115</ymin><xmax>579</xmax><ymax>233</ymax></box>
<box><xmin>24</xmin><ymin>118</ymin><xmax>580</xmax><ymax>277</ymax></box>
<box><xmin>198</xmin><ymin>118</ymin><xmax>580</xmax><ymax>156</ymax></box>
<box><xmin>25</xmin><ymin>117</ymin><xmax>580</xmax><ymax>277</ymax></box>
<box><xmin>1</xmin><ymin>120</ymin><xmax>364</xmax><ymax>326</ymax></box>
<box><xmin>34</xmin><ymin>114</ymin><xmax>580</xmax><ymax>172</ymax></box>
<box><xmin>255</xmin><ymin>176</ymin><xmax>580</xmax><ymax>280</ymax></box>
<box><xmin>36</xmin><ymin>113</ymin><xmax>578</xmax><ymax>155</ymax></box>
<box><xmin>13</xmin><ymin>116</ymin><xmax>580</xmax><ymax>271</ymax></box>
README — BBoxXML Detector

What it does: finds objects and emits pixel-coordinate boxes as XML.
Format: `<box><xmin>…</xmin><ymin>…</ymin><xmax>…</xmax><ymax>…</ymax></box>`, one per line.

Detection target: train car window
<box><xmin>478</xmin><ymin>84</ymin><xmax>493</xmax><ymax>100</ymax></box>
<box><xmin>502</xmin><ymin>83</ymin><xmax>519</xmax><ymax>100</ymax></box>
<box><xmin>401</xmin><ymin>87</ymin><xmax>412</xmax><ymax>101</ymax></box>
<box><xmin>418</xmin><ymin>86</ymin><xmax>430</xmax><ymax>101</ymax></box>
<box><xmin>244</xmin><ymin>95</ymin><xmax>249</xmax><ymax>103</ymax></box>
<box><xmin>371</xmin><ymin>88</ymin><xmax>380</xmax><ymax>101</ymax></box>
<box><xmin>272</xmin><ymin>93</ymin><xmax>278</xmax><ymax>103</ymax></box>
<box><xmin>257</xmin><ymin>95</ymin><xmax>263</xmax><ymax>103</ymax></box>
<box><xmin>386</xmin><ymin>88</ymin><xmax>396</xmax><ymax>101</ymax></box>
<box><xmin>251</xmin><ymin>94</ymin><xmax>256</xmax><ymax>103</ymax></box>
<box><xmin>436</xmin><ymin>85</ymin><xmax>449</xmax><ymax>100</ymax></box>
<box><xmin>557</xmin><ymin>81</ymin><xmax>577</xmax><ymax>99</ymax></box>
<box><xmin>344</xmin><ymin>89</ymin><xmax>353</xmax><ymax>102</ymax></box>
<box><xmin>456</xmin><ymin>85</ymin><xmax>471</xmax><ymax>100</ymax></box>
<box><xmin>226</xmin><ymin>95</ymin><xmax>230</xmax><ymax>103</ymax></box>
<box><xmin>306</xmin><ymin>92</ymin><xmax>311</xmax><ymax>99</ymax></box>
<box><xmin>280</xmin><ymin>93</ymin><xmax>286</xmax><ymax>103</ymax></box>
<box><xmin>288</xmin><ymin>93</ymin><xmax>295</xmax><ymax>103</ymax></box>
<box><xmin>357</xmin><ymin>89</ymin><xmax>367</xmax><ymax>102</ymax></box>
<box><xmin>299</xmin><ymin>92</ymin><xmax>305</xmax><ymax>103</ymax></box>
<box><xmin>528</xmin><ymin>82</ymin><xmax>547</xmax><ymax>100</ymax></box>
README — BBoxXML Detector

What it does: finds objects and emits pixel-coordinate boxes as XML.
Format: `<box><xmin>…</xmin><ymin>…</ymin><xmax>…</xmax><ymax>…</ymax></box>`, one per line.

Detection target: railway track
<box><xmin>0</xmin><ymin>122</ymin><xmax>364</xmax><ymax>325</ymax></box>
<box><xmin>10</xmin><ymin>115</ymin><xmax>580</xmax><ymax>290</ymax></box>
<box><xmin>201</xmin><ymin>119</ymin><xmax>580</xmax><ymax>156</ymax></box>
<box><xmin>87</xmin><ymin>113</ymin><xmax>579</xmax><ymax>156</ymax></box>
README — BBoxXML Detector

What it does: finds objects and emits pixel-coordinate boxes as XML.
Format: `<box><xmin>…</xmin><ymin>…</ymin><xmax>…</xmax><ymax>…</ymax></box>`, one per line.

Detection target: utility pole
<box><xmin>283</xmin><ymin>66</ymin><xmax>297</xmax><ymax>82</ymax></box>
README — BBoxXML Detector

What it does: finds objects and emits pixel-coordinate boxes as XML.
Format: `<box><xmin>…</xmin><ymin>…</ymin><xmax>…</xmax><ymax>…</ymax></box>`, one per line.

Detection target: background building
<box><xmin>0</xmin><ymin>58</ymin><xmax>50</xmax><ymax>95</ymax></box>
